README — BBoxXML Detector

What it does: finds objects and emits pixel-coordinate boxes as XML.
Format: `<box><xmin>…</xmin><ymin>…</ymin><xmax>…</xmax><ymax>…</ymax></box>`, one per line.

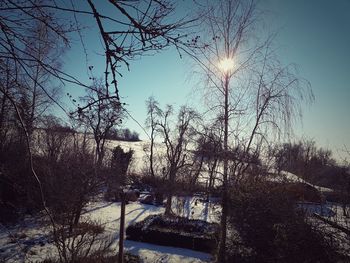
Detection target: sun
<box><xmin>218</xmin><ymin>57</ymin><xmax>234</xmax><ymax>72</ymax></box>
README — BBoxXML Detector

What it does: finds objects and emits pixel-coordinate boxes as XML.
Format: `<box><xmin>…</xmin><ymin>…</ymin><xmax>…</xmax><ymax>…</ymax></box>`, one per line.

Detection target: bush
<box><xmin>226</xmin><ymin>181</ymin><xmax>344</xmax><ymax>262</ymax></box>
<box><xmin>126</xmin><ymin>214</ymin><xmax>219</xmax><ymax>253</ymax></box>
<box><xmin>34</xmin><ymin>148</ymin><xmax>99</xmax><ymax>230</ymax></box>
<box><xmin>52</xmin><ymin>220</ymin><xmax>113</xmax><ymax>263</ymax></box>
<box><xmin>0</xmin><ymin>137</ymin><xmax>38</xmax><ymax>222</ymax></box>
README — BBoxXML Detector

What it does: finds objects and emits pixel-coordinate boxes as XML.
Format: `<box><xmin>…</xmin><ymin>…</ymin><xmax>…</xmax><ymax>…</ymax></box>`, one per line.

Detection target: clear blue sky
<box><xmin>61</xmin><ymin>0</ymin><xmax>350</xmax><ymax>161</ymax></box>
<box><xmin>263</xmin><ymin>0</ymin><xmax>350</xmax><ymax>160</ymax></box>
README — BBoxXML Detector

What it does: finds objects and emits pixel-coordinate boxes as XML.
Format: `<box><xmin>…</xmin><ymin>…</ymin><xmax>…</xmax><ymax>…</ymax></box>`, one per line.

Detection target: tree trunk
<box><xmin>207</xmin><ymin>159</ymin><xmax>218</xmax><ymax>201</ymax></box>
<box><xmin>73</xmin><ymin>206</ymin><xmax>82</xmax><ymax>226</ymax></box>
<box><xmin>218</xmin><ymin>73</ymin><xmax>229</xmax><ymax>263</ymax></box>
<box><xmin>165</xmin><ymin>193</ymin><xmax>173</xmax><ymax>216</ymax></box>
<box><xmin>150</xmin><ymin>126</ymin><xmax>155</xmax><ymax>177</ymax></box>
<box><xmin>165</xmin><ymin>170</ymin><xmax>175</xmax><ymax>216</ymax></box>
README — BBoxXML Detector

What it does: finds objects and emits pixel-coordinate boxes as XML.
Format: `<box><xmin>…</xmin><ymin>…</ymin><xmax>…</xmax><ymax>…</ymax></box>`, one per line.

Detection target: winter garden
<box><xmin>1</xmin><ymin>1</ymin><xmax>350</xmax><ymax>263</ymax></box>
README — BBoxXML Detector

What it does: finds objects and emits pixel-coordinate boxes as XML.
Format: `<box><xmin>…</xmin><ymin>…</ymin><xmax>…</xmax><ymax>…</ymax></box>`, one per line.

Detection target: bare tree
<box><xmin>192</xmin><ymin>0</ymin><xmax>313</xmax><ymax>261</ymax></box>
<box><xmin>157</xmin><ymin>105</ymin><xmax>199</xmax><ymax>215</ymax></box>
<box><xmin>37</xmin><ymin>115</ymin><xmax>74</xmax><ymax>163</ymax></box>
<box><xmin>0</xmin><ymin>4</ymin><xmax>67</xmax><ymax>229</ymax></box>
<box><xmin>0</xmin><ymin>59</ymin><xmax>15</xmax><ymax>150</ymax></box>
<box><xmin>1</xmin><ymin>0</ymin><xmax>200</xmax><ymax>126</ymax></box>
<box><xmin>193</xmin><ymin>1</ymin><xmax>259</xmax><ymax>259</ymax></box>
<box><xmin>145</xmin><ymin>96</ymin><xmax>162</xmax><ymax>177</ymax></box>
<box><xmin>85</xmin><ymin>0</ymin><xmax>198</xmax><ymax>99</ymax></box>
<box><xmin>76</xmin><ymin>79</ymin><xmax>124</xmax><ymax>167</ymax></box>
<box><xmin>0</xmin><ymin>1</ymin><xmax>71</xmax><ymax>113</ymax></box>
<box><xmin>19</xmin><ymin>18</ymin><xmax>63</xmax><ymax>135</ymax></box>
<box><xmin>0</xmin><ymin>17</ymin><xmax>62</xmax><ymax>147</ymax></box>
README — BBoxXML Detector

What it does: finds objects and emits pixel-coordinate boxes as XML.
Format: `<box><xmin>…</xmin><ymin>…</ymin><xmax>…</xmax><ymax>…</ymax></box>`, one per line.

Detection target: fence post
<box><xmin>119</xmin><ymin>191</ymin><xmax>126</xmax><ymax>263</ymax></box>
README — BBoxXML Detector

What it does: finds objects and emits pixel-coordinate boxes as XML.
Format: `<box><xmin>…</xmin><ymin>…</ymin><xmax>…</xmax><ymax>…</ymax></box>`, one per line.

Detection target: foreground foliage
<box><xmin>226</xmin><ymin>181</ymin><xmax>347</xmax><ymax>263</ymax></box>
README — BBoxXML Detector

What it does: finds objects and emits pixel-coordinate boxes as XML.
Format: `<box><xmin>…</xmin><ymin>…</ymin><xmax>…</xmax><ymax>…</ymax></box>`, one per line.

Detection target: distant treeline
<box><xmin>105</xmin><ymin>128</ymin><xmax>140</xmax><ymax>142</ymax></box>
<box><xmin>273</xmin><ymin>140</ymin><xmax>348</xmax><ymax>190</ymax></box>
<box><xmin>37</xmin><ymin>126</ymin><xmax>140</xmax><ymax>142</ymax></box>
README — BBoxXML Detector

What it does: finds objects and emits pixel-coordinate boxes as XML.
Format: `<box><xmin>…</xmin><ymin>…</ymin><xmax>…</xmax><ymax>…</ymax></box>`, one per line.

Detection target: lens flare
<box><xmin>218</xmin><ymin>57</ymin><xmax>234</xmax><ymax>72</ymax></box>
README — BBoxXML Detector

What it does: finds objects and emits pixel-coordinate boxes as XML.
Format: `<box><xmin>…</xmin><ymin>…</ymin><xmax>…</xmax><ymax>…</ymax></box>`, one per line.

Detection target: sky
<box><xmin>262</xmin><ymin>0</ymin><xmax>350</xmax><ymax>160</ymax></box>
<box><xmin>61</xmin><ymin>0</ymin><xmax>350</xmax><ymax>161</ymax></box>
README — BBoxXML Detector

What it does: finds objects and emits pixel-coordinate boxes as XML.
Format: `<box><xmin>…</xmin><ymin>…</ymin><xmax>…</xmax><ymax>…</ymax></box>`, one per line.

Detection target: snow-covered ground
<box><xmin>321</xmin><ymin>202</ymin><xmax>350</xmax><ymax>229</ymax></box>
<box><xmin>267</xmin><ymin>169</ymin><xmax>334</xmax><ymax>193</ymax></box>
<box><xmin>297</xmin><ymin>202</ymin><xmax>336</xmax><ymax>217</ymax></box>
<box><xmin>0</xmin><ymin>197</ymin><xmax>220</xmax><ymax>262</ymax></box>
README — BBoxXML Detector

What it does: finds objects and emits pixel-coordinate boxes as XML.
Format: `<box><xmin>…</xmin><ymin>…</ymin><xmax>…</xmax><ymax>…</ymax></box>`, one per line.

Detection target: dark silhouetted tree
<box><xmin>111</xmin><ymin>146</ymin><xmax>133</xmax><ymax>185</ymax></box>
